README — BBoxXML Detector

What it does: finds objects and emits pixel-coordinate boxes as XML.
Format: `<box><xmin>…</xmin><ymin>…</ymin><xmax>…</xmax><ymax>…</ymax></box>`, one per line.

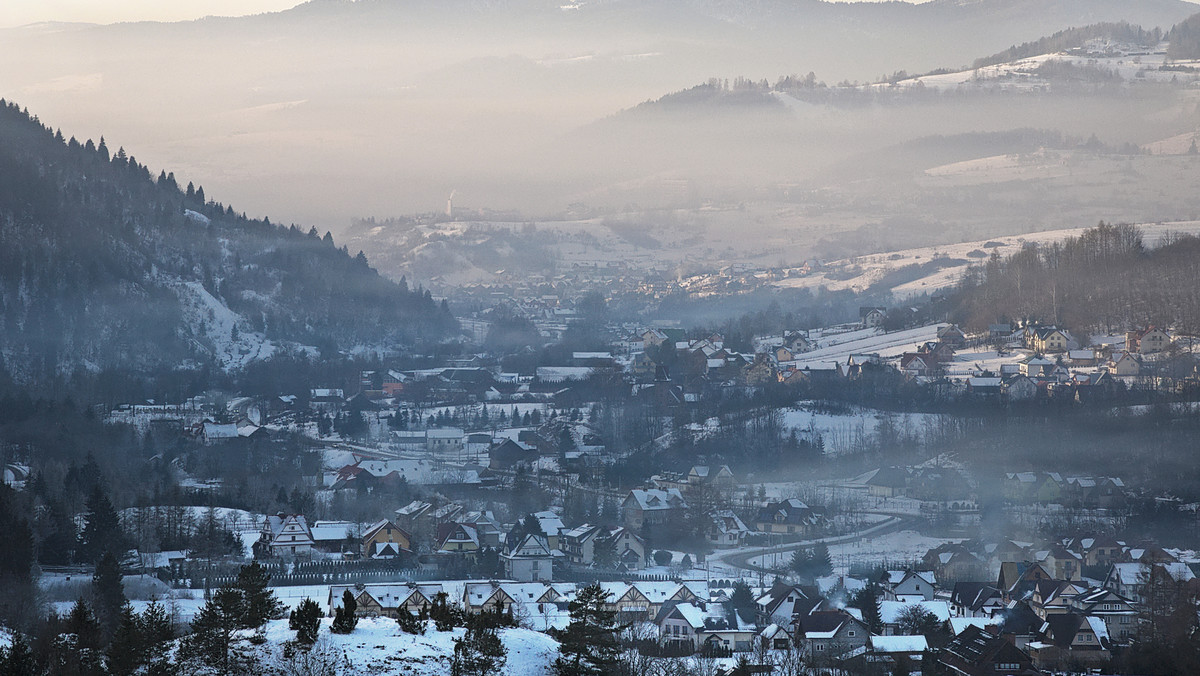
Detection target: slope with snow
<box><xmin>773</xmin><ymin>221</ymin><xmax>1200</xmax><ymax>299</ymax></box>
<box><xmin>257</xmin><ymin>618</ymin><xmax>559</xmax><ymax>676</ymax></box>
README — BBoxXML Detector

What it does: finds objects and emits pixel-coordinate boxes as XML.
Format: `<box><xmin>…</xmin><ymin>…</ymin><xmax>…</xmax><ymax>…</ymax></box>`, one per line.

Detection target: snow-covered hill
<box><xmin>773</xmin><ymin>221</ymin><xmax>1200</xmax><ymax>299</ymax></box>
<box><xmin>251</xmin><ymin>618</ymin><xmax>559</xmax><ymax>676</ymax></box>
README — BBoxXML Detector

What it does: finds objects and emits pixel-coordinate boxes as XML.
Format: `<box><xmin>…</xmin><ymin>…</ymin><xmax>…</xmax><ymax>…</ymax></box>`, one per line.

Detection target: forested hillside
<box><xmin>0</xmin><ymin>100</ymin><xmax>456</xmax><ymax>384</ymax></box>
<box><xmin>949</xmin><ymin>223</ymin><xmax>1200</xmax><ymax>334</ymax></box>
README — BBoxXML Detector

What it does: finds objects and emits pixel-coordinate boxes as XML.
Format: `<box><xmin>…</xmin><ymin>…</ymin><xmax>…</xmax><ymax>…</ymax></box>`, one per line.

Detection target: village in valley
<box><xmin>19</xmin><ymin>283</ymin><xmax>1200</xmax><ymax>675</ymax></box>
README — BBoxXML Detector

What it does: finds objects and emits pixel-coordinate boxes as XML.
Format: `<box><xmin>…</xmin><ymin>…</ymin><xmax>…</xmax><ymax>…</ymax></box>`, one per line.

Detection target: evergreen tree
<box><xmin>59</xmin><ymin>598</ymin><xmax>104</xmax><ymax>676</ymax></box>
<box><xmin>289</xmin><ymin>598</ymin><xmax>322</xmax><ymax>645</ymax></box>
<box><xmin>730</xmin><ymin>581</ymin><xmax>756</xmax><ymax>615</ymax></box>
<box><xmin>0</xmin><ymin>633</ymin><xmax>36</xmax><ymax>676</ymax></box>
<box><xmin>330</xmin><ymin>590</ymin><xmax>358</xmax><ymax>634</ymax></box>
<box><xmin>813</xmin><ymin>543</ymin><xmax>833</xmax><ymax>578</ymax></box>
<box><xmin>92</xmin><ymin>550</ymin><xmax>127</xmax><ymax>630</ymax></box>
<box><xmin>181</xmin><ymin>587</ymin><xmax>245</xmax><ymax>673</ymax></box>
<box><xmin>451</xmin><ymin>624</ymin><xmax>506</xmax><ymax>676</ymax></box>
<box><xmin>552</xmin><ymin>584</ymin><xmax>620</xmax><ymax>676</ymax></box>
<box><xmin>79</xmin><ymin>483</ymin><xmax>122</xmax><ymax>563</ymax></box>
<box><xmin>137</xmin><ymin>599</ymin><xmax>176</xmax><ymax>674</ymax></box>
<box><xmin>592</xmin><ymin>535</ymin><xmax>617</xmax><ymax>569</ymax></box>
<box><xmin>106</xmin><ymin>605</ymin><xmax>143</xmax><ymax>676</ymax></box>
<box><xmin>849</xmin><ymin>586</ymin><xmax>883</xmax><ymax>635</ymax></box>
<box><xmin>236</xmin><ymin>561</ymin><xmax>284</xmax><ymax>629</ymax></box>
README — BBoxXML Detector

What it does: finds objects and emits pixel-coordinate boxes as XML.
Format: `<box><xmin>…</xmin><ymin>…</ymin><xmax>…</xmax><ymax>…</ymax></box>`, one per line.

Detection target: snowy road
<box><xmin>706</xmin><ymin>513</ymin><xmax>920</xmax><ymax>574</ymax></box>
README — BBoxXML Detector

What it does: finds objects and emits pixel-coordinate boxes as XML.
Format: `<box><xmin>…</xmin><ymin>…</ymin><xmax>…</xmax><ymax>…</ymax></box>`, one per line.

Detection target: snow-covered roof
<box><xmin>669</xmin><ymin>603</ymin><xmax>706</xmax><ymax>629</ymax></box>
<box><xmin>627</xmin><ymin>488</ymin><xmax>685</xmax><ymax>511</ymax></box>
<box><xmin>870</xmin><ymin>635</ymin><xmax>929</xmax><ymax>653</ymax></box>
<box><xmin>310</xmin><ymin>520</ymin><xmax>355</xmax><ymax>542</ymax></box>
<box><xmin>949</xmin><ymin>617</ymin><xmax>1001</xmax><ymax>635</ymax></box>
<box><xmin>1085</xmin><ymin>616</ymin><xmax>1109</xmax><ymax>642</ymax></box>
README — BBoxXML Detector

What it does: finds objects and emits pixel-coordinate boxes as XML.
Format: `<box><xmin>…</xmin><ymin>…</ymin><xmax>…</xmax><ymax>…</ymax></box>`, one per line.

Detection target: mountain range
<box><xmin>1</xmin><ymin>0</ymin><xmax>1197</xmax><ymax>223</ymax></box>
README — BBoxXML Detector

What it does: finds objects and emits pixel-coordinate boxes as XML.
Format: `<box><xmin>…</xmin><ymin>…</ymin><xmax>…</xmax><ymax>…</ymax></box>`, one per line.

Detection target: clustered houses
<box><xmin>273</xmin><ymin>501</ymin><xmax>1192</xmax><ymax>675</ymax></box>
<box><xmin>255</xmin><ymin>513</ymin><xmax>417</xmax><ymax>561</ymax></box>
<box><xmin>1002</xmin><ymin>472</ymin><xmax>1128</xmax><ymax>509</ymax></box>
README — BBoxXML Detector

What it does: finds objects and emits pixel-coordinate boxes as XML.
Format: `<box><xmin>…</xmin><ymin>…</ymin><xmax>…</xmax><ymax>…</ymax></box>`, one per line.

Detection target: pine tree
<box><xmin>138</xmin><ymin>599</ymin><xmax>176</xmax><ymax>674</ymax></box>
<box><xmin>451</xmin><ymin>624</ymin><xmax>506</xmax><ymax>676</ymax></box>
<box><xmin>330</xmin><ymin>590</ymin><xmax>358</xmax><ymax>634</ymax></box>
<box><xmin>813</xmin><ymin>543</ymin><xmax>833</xmax><ymax>578</ymax></box>
<box><xmin>79</xmin><ymin>483</ymin><xmax>122</xmax><ymax>563</ymax></box>
<box><xmin>850</xmin><ymin>586</ymin><xmax>883</xmax><ymax>635</ymax></box>
<box><xmin>592</xmin><ymin>535</ymin><xmax>617</xmax><ymax>569</ymax></box>
<box><xmin>0</xmin><ymin>632</ymin><xmax>35</xmax><ymax>676</ymax></box>
<box><xmin>552</xmin><ymin>584</ymin><xmax>620</xmax><ymax>676</ymax></box>
<box><xmin>92</xmin><ymin>550</ymin><xmax>127</xmax><ymax>630</ymax></box>
<box><xmin>181</xmin><ymin>587</ymin><xmax>245</xmax><ymax>672</ymax></box>
<box><xmin>730</xmin><ymin>581</ymin><xmax>756</xmax><ymax>614</ymax></box>
<box><xmin>236</xmin><ymin>561</ymin><xmax>283</xmax><ymax>629</ymax></box>
<box><xmin>61</xmin><ymin>598</ymin><xmax>104</xmax><ymax>676</ymax></box>
<box><xmin>107</xmin><ymin>605</ymin><xmax>143</xmax><ymax>676</ymax></box>
<box><xmin>289</xmin><ymin>598</ymin><xmax>322</xmax><ymax>645</ymax></box>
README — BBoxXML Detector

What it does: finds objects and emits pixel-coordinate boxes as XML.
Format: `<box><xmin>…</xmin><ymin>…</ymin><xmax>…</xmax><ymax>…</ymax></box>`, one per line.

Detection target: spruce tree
<box><xmin>850</xmin><ymin>586</ymin><xmax>883</xmax><ymax>635</ymax></box>
<box><xmin>330</xmin><ymin>590</ymin><xmax>358</xmax><ymax>634</ymax></box>
<box><xmin>182</xmin><ymin>587</ymin><xmax>245</xmax><ymax>672</ymax></box>
<box><xmin>813</xmin><ymin>543</ymin><xmax>833</xmax><ymax>578</ymax></box>
<box><xmin>62</xmin><ymin>598</ymin><xmax>104</xmax><ymax>676</ymax></box>
<box><xmin>289</xmin><ymin>598</ymin><xmax>322</xmax><ymax>645</ymax></box>
<box><xmin>137</xmin><ymin>599</ymin><xmax>176</xmax><ymax>674</ymax></box>
<box><xmin>552</xmin><ymin>584</ymin><xmax>620</xmax><ymax>676</ymax></box>
<box><xmin>79</xmin><ymin>483</ymin><xmax>122</xmax><ymax>563</ymax></box>
<box><xmin>92</xmin><ymin>551</ymin><xmax>127</xmax><ymax>630</ymax></box>
<box><xmin>106</xmin><ymin>605</ymin><xmax>143</xmax><ymax>676</ymax></box>
<box><xmin>236</xmin><ymin>561</ymin><xmax>283</xmax><ymax>629</ymax></box>
<box><xmin>451</xmin><ymin>624</ymin><xmax>506</xmax><ymax>676</ymax></box>
<box><xmin>0</xmin><ymin>633</ymin><xmax>35</xmax><ymax>676</ymax></box>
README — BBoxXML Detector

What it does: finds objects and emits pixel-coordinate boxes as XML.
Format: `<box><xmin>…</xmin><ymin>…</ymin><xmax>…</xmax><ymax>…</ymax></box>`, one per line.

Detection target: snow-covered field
<box><xmin>871</xmin><ymin>46</ymin><xmax>1200</xmax><ymax>93</ymax></box>
<box><xmin>773</xmin><ymin>222</ymin><xmax>1200</xmax><ymax>300</ymax></box>
<box><xmin>197</xmin><ymin>618</ymin><xmax>563</xmax><ymax>676</ymax></box>
<box><xmin>780</xmin><ymin>403</ymin><xmax>943</xmax><ymax>455</ymax></box>
<box><xmin>746</xmin><ymin>529</ymin><xmax>961</xmax><ymax>574</ymax></box>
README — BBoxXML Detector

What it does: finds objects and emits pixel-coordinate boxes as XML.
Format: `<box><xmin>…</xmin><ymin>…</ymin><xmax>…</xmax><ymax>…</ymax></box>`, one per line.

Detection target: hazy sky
<box><xmin>0</xmin><ymin>1</ymin><xmax>303</xmax><ymax>28</ymax></box>
<box><xmin>0</xmin><ymin>0</ymin><xmax>975</xmax><ymax>29</ymax></box>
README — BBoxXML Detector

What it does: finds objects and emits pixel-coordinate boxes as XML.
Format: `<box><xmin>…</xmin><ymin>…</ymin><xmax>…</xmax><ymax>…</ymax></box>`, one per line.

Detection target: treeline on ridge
<box><xmin>0</xmin><ymin>99</ymin><xmax>456</xmax><ymax>384</ymax></box>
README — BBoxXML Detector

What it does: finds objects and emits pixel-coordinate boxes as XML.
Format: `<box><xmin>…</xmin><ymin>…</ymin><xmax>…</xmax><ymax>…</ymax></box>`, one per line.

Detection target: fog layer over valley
<box><xmin>2</xmin><ymin>0</ymin><xmax>1199</xmax><ymax>240</ymax></box>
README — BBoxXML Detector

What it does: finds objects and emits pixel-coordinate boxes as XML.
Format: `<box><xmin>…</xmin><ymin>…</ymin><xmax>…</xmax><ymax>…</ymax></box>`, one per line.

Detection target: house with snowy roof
<box><xmin>436</xmin><ymin>523</ymin><xmax>481</xmax><ymax>554</ymax></box>
<box><xmin>258</xmin><ymin>513</ymin><xmax>315</xmax><ymax>557</ymax></box>
<box><xmin>795</xmin><ymin>610</ymin><xmax>870</xmax><ymax>662</ymax></box>
<box><xmin>328</xmin><ymin>582</ymin><xmax>444</xmax><ymax>618</ymax></box>
<box><xmin>865</xmin><ymin>635</ymin><xmax>929</xmax><ymax>668</ymax></box>
<box><xmin>1126</xmin><ymin>326</ymin><xmax>1171</xmax><ymax>354</ymax></box>
<box><xmin>200</xmin><ymin>421</ymin><xmax>239</xmax><ymax>444</ymax></box>
<box><xmin>502</xmin><ymin>533</ymin><xmax>560</xmax><ymax>582</ymax></box>
<box><xmin>880</xmin><ymin>570</ymin><xmax>937</xmax><ymax>601</ymax></box>
<box><xmin>1026</xmin><ymin>612</ymin><xmax>1110</xmax><ymax>671</ymax></box>
<box><xmin>1067</xmin><ymin>587</ymin><xmax>1137</xmax><ymax>643</ymax></box>
<box><xmin>707</xmin><ymin>510</ymin><xmax>751</xmax><ymax>549</ymax></box>
<box><xmin>753</xmin><ymin>498</ymin><xmax>823</xmax><ymax>536</ymax></box>
<box><xmin>1103</xmin><ymin>561</ymin><xmax>1196</xmax><ymax>605</ymax></box>
<box><xmin>938</xmin><ymin>624</ymin><xmax>1039</xmax><ymax>675</ymax></box>
<box><xmin>362</xmin><ymin>519</ymin><xmax>413</xmax><ymax>559</ymax></box>
<box><xmin>756</xmin><ymin>581</ymin><xmax>822</xmax><ymax>627</ymax></box>
<box><xmin>1107</xmin><ymin>350</ymin><xmax>1141</xmax><ymax>376</ymax></box>
<box><xmin>622</xmin><ymin>488</ymin><xmax>687</xmax><ymax>529</ymax></box>
<box><xmin>949</xmin><ymin>582</ymin><xmax>1005</xmax><ymax>618</ymax></box>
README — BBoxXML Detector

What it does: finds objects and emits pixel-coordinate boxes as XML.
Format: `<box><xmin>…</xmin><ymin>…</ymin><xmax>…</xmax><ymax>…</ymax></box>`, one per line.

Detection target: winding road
<box><xmin>707</xmin><ymin>512</ymin><xmax>923</xmax><ymax>575</ymax></box>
